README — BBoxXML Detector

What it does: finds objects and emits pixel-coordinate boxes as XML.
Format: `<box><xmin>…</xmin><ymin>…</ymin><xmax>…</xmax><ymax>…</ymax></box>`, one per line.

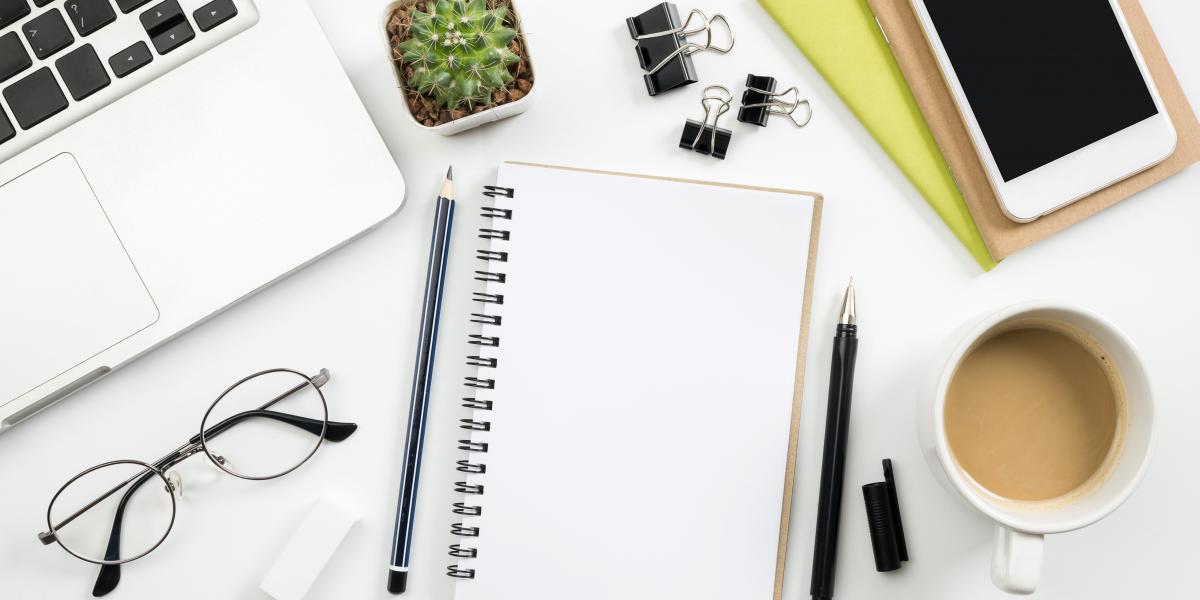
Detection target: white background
<box><xmin>2</xmin><ymin>0</ymin><xmax>1198</xmax><ymax>599</ymax></box>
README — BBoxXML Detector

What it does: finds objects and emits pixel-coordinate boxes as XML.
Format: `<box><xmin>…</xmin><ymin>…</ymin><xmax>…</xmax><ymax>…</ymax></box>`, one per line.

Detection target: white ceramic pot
<box><xmin>918</xmin><ymin>301</ymin><xmax>1155</xmax><ymax>595</ymax></box>
<box><xmin>382</xmin><ymin>0</ymin><xmax>537</xmax><ymax>136</ymax></box>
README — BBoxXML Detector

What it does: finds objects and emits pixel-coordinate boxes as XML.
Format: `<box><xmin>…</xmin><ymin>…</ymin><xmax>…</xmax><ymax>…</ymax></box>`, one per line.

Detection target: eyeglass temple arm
<box><xmin>92</xmin><ymin>470</ymin><xmax>156</xmax><ymax>596</ymax></box>
<box><xmin>187</xmin><ymin>410</ymin><xmax>358</xmax><ymax>445</ymax></box>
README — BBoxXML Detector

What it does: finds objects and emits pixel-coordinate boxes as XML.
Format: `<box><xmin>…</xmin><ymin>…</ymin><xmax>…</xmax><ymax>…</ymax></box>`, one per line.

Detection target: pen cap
<box><xmin>863</xmin><ymin>483</ymin><xmax>902</xmax><ymax>572</ymax></box>
<box><xmin>882</xmin><ymin>458</ymin><xmax>908</xmax><ymax>561</ymax></box>
<box><xmin>863</xmin><ymin>459</ymin><xmax>908</xmax><ymax>573</ymax></box>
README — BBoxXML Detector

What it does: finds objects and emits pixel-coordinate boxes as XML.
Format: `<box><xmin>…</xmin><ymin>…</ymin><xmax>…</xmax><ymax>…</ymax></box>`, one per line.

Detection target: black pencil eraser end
<box><xmin>388</xmin><ymin>571</ymin><xmax>408</xmax><ymax>594</ymax></box>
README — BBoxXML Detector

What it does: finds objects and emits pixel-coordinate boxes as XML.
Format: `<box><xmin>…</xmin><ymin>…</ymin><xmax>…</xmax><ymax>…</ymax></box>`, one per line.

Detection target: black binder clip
<box><xmin>679</xmin><ymin>85</ymin><xmax>733</xmax><ymax>159</ymax></box>
<box><xmin>626</xmin><ymin>3</ymin><xmax>734</xmax><ymax>97</ymax></box>
<box><xmin>737</xmin><ymin>74</ymin><xmax>813</xmax><ymax>128</ymax></box>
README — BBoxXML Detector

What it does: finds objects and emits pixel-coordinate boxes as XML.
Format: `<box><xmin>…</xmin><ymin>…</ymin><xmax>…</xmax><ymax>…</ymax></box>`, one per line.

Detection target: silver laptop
<box><xmin>0</xmin><ymin>0</ymin><xmax>406</xmax><ymax>430</ymax></box>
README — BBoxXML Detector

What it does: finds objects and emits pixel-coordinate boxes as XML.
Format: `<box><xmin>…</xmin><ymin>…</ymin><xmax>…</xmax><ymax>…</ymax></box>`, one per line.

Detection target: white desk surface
<box><xmin>3</xmin><ymin>1</ymin><xmax>1198</xmax><ymax>598</ymax></box>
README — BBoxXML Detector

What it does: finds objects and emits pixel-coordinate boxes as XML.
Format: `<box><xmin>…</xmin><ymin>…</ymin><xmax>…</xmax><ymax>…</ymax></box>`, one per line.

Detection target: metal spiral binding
<box><xmin>453</xmin><ymin>503</ymin><xmax>483</xmax><ymax>516</ymax></box>
<box><xmin>448</xmin><ymin>566</ymin><xmax>476</xmax><ymax>579</ymax></box>
<box><xmin>477</xmin><ymin>249</ymin><xmax>508</xmax><ymax>262</ymax></box>
<box><xmin>454</xmin><ymin>481</ymin><xmax>485</xmax><ymax>494</ymax></box>
<box><xmin>448</xmin><ymin>187</ymin><xmax>515</xmax><ymax>580</ymax></box>
<box><xmin>457</xmin><ymin>459</ymin><xmax>486</xmax><ymax>474</ymax></box>
<box><xmin>473</xmin><ymin>292</ymin><xmax>504</xmax><ymax>304</ymax></box>
<box><xmin>466</xmin><ymin>355</ymin><xmax>498</xmax><ymax>367</ymax></box>
<box><xmin>451</xmin><ymin>523</ymin><xmax>481</xmax><ymax>537</ymax></box>
<box><xmin>483</xmin><ymin>186</ymin><xmax>515</xmax><ymax>199</ymax></box>
<box><xmin>479</xmin><ymin>228</ymin><xmax>510</xmax><ymax>240</ymax></box>
<box><xmin>474</xmin><ymin>270</ymin><xmax>506</xmax><ymax>283</ymax></box>
<box><xmin>468</xmin><ymin>334</ymin><xmax>499</xmax><ymax>347</ymax></box>
<box><xmin>464</xmin><ymin>376</ymin><xmax>495</xmax><ymax>389</ymax></box>
<box><xmin>471</xmin><ymin>313</ymin><xmax>502</xmax><ymax>325</ymax></box>
<box><xmin>460</xmin><ymin>418</ymin><xmax>490</xmax><ymax>431</ymax></box>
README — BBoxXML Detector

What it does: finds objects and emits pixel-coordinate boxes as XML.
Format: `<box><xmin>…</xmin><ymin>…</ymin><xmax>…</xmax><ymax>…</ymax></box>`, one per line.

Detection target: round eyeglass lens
<box><xmin>47</xmin><ymin>460</ymin><xmax>175</xmax><ymax>565</ymax></box>
<box><xmin>200</xmin><ymin>369</ymin><xmax>328</xmax><ymax>480</ymax></box>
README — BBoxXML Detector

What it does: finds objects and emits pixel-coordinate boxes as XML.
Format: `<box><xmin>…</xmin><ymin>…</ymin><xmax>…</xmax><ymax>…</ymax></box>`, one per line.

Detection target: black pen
<box><xmin>810</xmin><ymin>279</ymin><xmax>858</xmax><ymax>600</ymax></box>
<box><xmin>388</xmin><ymin>167</ymin><xmax>456</xmax><ymax>594</ymax></box>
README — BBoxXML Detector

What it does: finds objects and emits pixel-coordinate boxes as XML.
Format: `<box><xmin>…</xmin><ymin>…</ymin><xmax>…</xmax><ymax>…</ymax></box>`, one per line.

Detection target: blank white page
<box><xmin>453</xmin><ymin>163</ymin><xmax>818</xmax><ymax>600</ymax></box>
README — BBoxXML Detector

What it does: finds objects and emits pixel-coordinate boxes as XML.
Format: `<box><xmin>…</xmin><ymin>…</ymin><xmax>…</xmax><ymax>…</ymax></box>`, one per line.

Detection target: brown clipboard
<box><xmin>869</xmin><ymin>0</ymin><xmax>1200</xmax><ymax>260</ymax></box>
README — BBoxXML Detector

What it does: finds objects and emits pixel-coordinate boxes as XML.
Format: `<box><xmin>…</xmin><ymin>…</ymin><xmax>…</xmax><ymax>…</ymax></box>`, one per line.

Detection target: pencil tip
<box><xmin>446</xmin><ymin>166</ymin><xmax>454</xmax><ymax>181</ymax></box>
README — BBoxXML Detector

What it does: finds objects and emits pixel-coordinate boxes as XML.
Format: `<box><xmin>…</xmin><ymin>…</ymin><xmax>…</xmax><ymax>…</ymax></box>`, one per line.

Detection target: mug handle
<box><xmin>990</xmin><ymin>525</ymin><xmax>1043</xmax><ymax>594</ymax></box>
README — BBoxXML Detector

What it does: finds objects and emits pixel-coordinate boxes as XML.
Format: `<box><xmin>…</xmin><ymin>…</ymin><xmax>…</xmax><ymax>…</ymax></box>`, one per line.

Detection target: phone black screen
<box><xmin>921</xmin><ymin>1</ymin><xmax>1158</xmax><ymax>181</ymax></box>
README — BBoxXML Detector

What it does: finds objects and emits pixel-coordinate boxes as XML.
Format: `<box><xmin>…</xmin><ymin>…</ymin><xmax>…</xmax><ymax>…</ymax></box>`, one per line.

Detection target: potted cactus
<box><xmin>385</xmin><ymin>0</ymin><xmax>535</xmax><ymax>135</ymax></box>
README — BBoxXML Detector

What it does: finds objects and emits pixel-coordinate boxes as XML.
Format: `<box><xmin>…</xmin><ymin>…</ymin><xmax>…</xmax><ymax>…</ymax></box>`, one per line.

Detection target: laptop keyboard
<box><xmin>0</xmin><ymin>0</ymin><xmax>252</xmax><ymax>162</ymax></box>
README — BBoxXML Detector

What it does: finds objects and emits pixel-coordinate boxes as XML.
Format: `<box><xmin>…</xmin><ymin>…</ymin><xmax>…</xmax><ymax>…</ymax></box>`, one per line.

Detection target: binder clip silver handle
<box><xmin>679</xmin><ymin>85</ymin><xmax>734</xmax><ymax>159</ymax></box>
<box><xmin>743</xmin><ymin>86</ymin><xmax>813</xmax><ymax>128</ymax></box>
<box><xmin>692</xmin><ymin>85</ymin><xmax>732</xmax><ymax>150</ymax></box>
<box><xmin>638</xmin><ymin>9</ymin><xmax>735</xmax><ymax>76</ymax></box>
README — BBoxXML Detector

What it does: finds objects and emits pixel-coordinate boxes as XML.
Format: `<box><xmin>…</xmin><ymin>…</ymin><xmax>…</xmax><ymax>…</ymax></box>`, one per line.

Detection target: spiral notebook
<box><xmin>445</xmin><ymin>163</ymin><xmax>822</xmax><ymax>600</ymax></box>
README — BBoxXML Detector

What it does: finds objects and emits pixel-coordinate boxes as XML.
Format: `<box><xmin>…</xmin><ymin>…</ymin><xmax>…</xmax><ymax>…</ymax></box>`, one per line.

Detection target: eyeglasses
<box><xmin>38</xmin><ymin>368</ymin><xmax>357</xmax><ymax>597</ymax></box>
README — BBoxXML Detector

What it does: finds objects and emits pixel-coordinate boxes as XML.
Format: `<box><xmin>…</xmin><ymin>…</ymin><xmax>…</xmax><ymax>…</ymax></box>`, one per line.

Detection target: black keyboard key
<box><xmin>193</xmin><ymin>0</ymin><xmax>234</xmax><ymax>32</ymax></box>
<box><xmin>0</xmin><ymin>109</ymin><xmax>14</xmax><ymax>144</ymax></box>
<box><xmin>34</xmin><ymin>0</ymin><xmax>51</xmax><ymax>5</ymax></box>
<box><xmin>108</xmin><ymin>40</ymin><xmax>151</xmax><ymax>78</ymax></box>
<box><xmin>139</xmin><ymin>0</ymin><xmax>181</xmax><ymax>33</ymax></box>
<box><xmin>0</xmin><ymin>0</ymin><xmax>30</xmax><ymax>29</ymax></box>
<box><xmin>3</xmin><ymin>67</ymin><xmax>68</xmax><ymax>129</ymax></box>
<box><xmin>150</xmin><ymin>19</ymin><xmax>191</xmax><ymax>54</ymax></box>
<box><xmin>140</xmin><ymin>0</ymin><xmax>192</xmax><ymax>55</ymax></box>
<box><xmin>56</xmin><ymin>44</ymin><xmax>108</xmax><ymax>100</ymax></box>
<box><xmin>23</xmin><ymin>9</ymin><xmax>74</xmax><ymax>60</ymax></box>
<box><xmin>114</xmin><ymin>0</ymin><xmax>146</xmax><ymax>13</ymax></box>
<box><xmin>64</xmin><ymin>0</ymin><xmax>116</xmax><ymax>37</ymax></box>
<box><xmin>0</xmin><ymin>32</ymin><xmax>32</xmax><ymax>84</ymax></box>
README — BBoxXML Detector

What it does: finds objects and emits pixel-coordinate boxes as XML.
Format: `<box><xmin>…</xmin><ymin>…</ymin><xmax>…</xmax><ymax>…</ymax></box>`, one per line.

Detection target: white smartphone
<box><xmin>909</xmin><ymin>0</ymin><xmax>1177</xmax><ymax>222</ymax></box>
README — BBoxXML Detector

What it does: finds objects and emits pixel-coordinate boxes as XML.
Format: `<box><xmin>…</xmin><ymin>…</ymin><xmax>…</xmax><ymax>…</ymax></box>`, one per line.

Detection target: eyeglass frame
<box><xmin>37</xmin><ymin>367</ymin><xmax>356</xmax><ymax>571</ymax></box>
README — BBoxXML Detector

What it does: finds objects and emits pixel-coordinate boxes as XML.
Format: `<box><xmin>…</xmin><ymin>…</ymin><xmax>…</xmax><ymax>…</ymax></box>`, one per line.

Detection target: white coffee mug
<box><xmin>918</xmin><ymin>301</ymin><xmax>1155</xmax><ymax>594</ymax></box>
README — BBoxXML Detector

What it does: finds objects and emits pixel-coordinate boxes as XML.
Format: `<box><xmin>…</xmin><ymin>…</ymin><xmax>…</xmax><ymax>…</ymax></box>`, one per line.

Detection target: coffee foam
<box><xmin>949</xmin><ymin>318</ymin><xmax>1128</xmax><ymax>513</ymax></box>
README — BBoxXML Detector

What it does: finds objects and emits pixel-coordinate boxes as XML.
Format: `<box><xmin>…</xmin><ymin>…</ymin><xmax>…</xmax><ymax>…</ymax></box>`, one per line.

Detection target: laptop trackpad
<box><xmin>0</xmin><ymin>154</ymin><xmax>159</xmax><ymax>406</ymax></box>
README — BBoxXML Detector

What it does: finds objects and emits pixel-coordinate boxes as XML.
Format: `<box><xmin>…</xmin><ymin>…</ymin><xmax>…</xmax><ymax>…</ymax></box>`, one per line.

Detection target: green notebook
<box><xmin>759</xmin><ymin>0</ymin><xmax>995</xmax><ymax>269</ymax></box>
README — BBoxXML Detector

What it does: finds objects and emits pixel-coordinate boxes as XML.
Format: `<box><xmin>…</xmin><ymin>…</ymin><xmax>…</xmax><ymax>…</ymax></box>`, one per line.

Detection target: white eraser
<box><xmin>260</xmin><ymin>497</ymin><xmax>359</xmax><ymax>600</ymax></box>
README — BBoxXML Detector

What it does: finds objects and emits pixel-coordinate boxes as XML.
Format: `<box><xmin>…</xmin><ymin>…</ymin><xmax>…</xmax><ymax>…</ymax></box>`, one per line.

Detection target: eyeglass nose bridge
<box><xmin>310</xmin><ymin>368</ymin><xmax>330</xmax><ymax>388</ymax></box>
<box><xmin>167</xmin><ymin>471</ymin><xmax>184</xmax><ymax>498</ymax></box>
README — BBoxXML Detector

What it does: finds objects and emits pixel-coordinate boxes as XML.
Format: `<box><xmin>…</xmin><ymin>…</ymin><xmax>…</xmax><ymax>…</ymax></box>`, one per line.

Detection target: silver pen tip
<box><xmin>839</xmin><ymin>278</ymin><xmax>856</xmax><ymax>326</ymax></box>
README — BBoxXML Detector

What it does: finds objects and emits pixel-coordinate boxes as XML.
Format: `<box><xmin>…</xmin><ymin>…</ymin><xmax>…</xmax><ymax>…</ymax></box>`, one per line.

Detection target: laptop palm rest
<box><xmin>0</xmin><ymin>154</ymin><xmax>159</xmax><ymax>409</ymax></box>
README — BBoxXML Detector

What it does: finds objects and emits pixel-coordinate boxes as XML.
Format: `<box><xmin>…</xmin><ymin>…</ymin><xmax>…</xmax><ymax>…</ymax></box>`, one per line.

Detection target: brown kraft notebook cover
<box><xmin>869</xmin><ymin>0</ymin><xmax>1200</xmax><ymax>260</ymax></box>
